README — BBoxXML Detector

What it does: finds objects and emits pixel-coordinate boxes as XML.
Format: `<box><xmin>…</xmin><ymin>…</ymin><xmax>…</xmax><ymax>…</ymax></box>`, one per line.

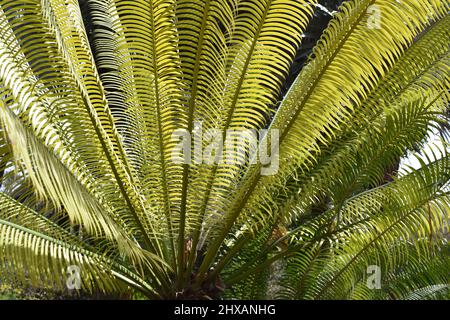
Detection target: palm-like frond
<box><xmin>0</xmin><ymin>0</ymin><xmax>448</xmax><ymax>299</ymax></box>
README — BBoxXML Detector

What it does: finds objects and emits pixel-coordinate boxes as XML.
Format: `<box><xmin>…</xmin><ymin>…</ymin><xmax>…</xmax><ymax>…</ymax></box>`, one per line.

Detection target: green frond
<box><xmin>199</xmin><ymin>1</ymin><xmax>449</xmax><ymax>267</ymax></box>
<box><xmin>82</xmin><ymin>0</ymin><xmax>188</xmax><ymax>256</ymax></box>
<box><xmin>0</xmin><ymin>0</ymin><xmax>163</xmax><ymax>254</ymax></box>
<box><xmin>310</xmin><ymin>155</ymin><xmax>450</xmax><ymax>299</ymax></box>
<box><xmin>0</xmin><ymin>191</ymin><xmax>173</xmax><ymax>298</ymax></box>
<box><xmin>347</xmin><ymin>244</ymin><xmax>450</xmax><ymax>300</ymax></box>
<box><xmin>0</xmin><ymin>218</ymin><xmax>158</xmax><ymax>297</ymax></box>
<box><xmin>0</xmin><ymin>101</ymin><xmax>172</xmax><ymax>276</ymax></box>
<box><xmin>203</xmin><ymin>9</ymin><xmax>450</xmax><ymax>281</ymax></box>
<box><xmin>186</xmin><ymin>0</ymin><xmax>317</xmax><ymax>283</ymax></box>
<box><xmin>0</xmin><ymin>0</ymin><xmax>448</xmax><ymax>299</ymax></box>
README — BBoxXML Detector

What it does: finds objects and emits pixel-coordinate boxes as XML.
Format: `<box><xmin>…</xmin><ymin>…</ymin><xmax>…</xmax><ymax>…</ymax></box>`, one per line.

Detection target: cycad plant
<box><xmin>0</xmin><ymin>0</ymin><xmax>449</xmax><ymax>300</ymax></box>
